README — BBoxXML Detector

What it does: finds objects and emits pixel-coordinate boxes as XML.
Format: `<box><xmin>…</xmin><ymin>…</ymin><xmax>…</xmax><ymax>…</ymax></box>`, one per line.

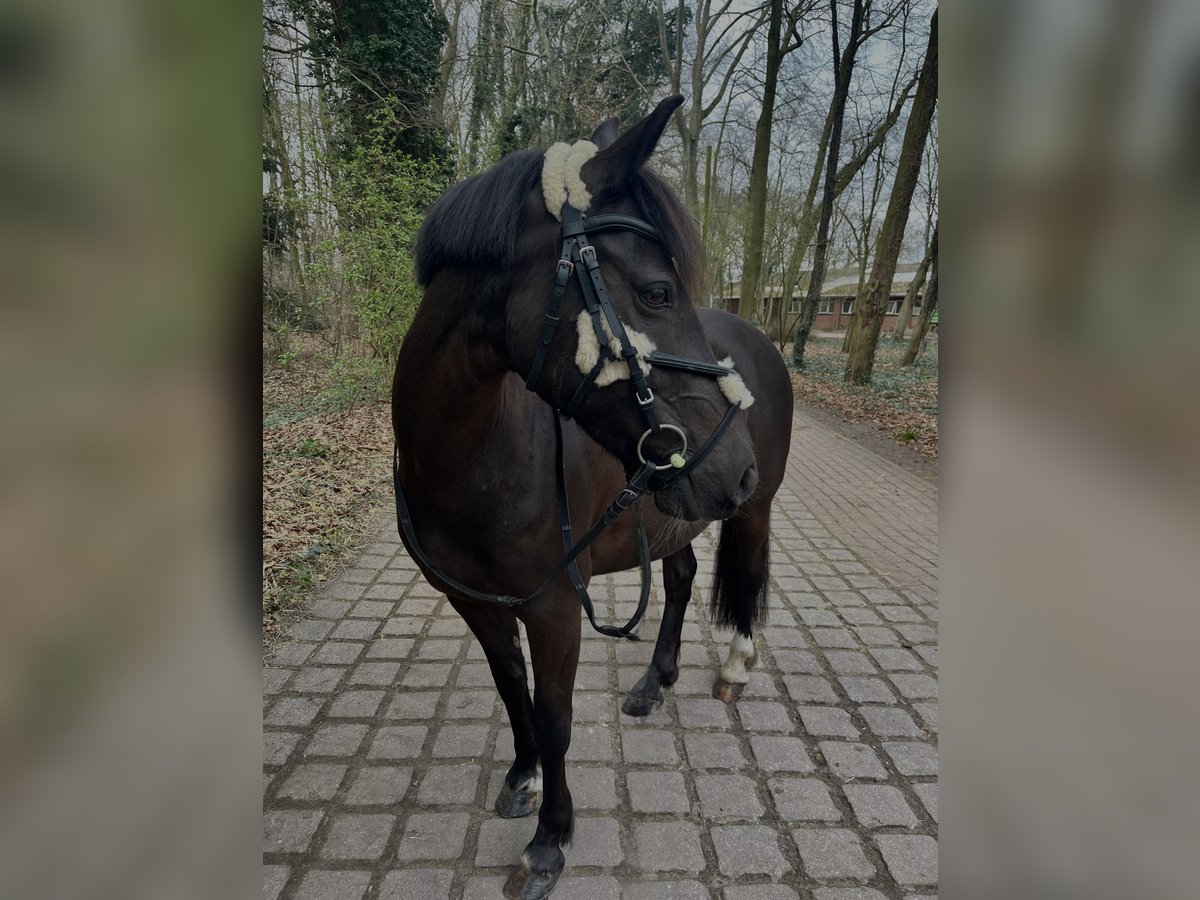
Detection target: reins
<box><xmin>394</xmin><ymin>202</ymin><xmax>743</xmax><ymax>640</ymax></box>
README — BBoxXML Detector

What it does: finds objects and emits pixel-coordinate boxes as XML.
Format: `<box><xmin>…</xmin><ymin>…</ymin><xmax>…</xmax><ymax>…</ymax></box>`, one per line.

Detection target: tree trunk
<box><xmin>845</xmin><ymin>10</ymin><xmax>937</xmax><ymax>385</ymax></box>
<box><xmin>737</xmin><ymin>0</ymin><xmax>784</xmax><ymax>325</ymax></box>
<box><xmin>892</xmin><ymin>222</ymin><xmax>936</xmax><ymax>339</ymax></box>
<box><xmin>903</xmin><ymin>230</ymin><xmax>938</xmax><ymax>364</ymax></box>
<box><xmin>791</xmin><ymin>0</ymin><xmax>864</xmax><ymax>367</ymax></box>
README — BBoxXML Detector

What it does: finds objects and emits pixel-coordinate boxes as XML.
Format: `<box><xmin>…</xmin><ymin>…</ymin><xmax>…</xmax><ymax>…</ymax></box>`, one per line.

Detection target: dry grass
<box><xmin>791</xmin><ymin>333</ymin><xmax>939</xmax><ymax>457</ymax></box>
<box><xmin>263</xmin><ymin>338</ymin><xmax>393</xmax><ymax>635</ymax></box>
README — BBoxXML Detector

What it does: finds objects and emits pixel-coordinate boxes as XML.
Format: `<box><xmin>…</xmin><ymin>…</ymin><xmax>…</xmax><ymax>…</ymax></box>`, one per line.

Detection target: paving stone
<box><xmin>913</xmin><ymin>702</ymin><xmax>938</xmax><ymax>730</ymax></box>
<box><xmin>397</xmin><ymin>812</ymin><xmax>471</xmax><ymax>861</ymax></box>
<box><xmin>275</xmin><ymin>764</ymin><xmax>347</xmax><ymax>801</ymax></box>
<box><xmin>838</xmin><ymin>676</ymin><xmax>897</xmax><ymax>704</ymax></box>
<box><xmin>305</xmin><ymin>723</ymin><xmax>368</xmax><ymax>757</ymax></box>
<box><xmin>265</xmin><ymin>697</ymin><xmax>324</xmax><ymax>728</ymax></box>
<box><xmin>792</xmin><ymin>828</ymin><xmax>875</xmax><ymax>881</ymax></box>
<box><xmin>475</xmin><ymin>817</ymin><xmax>537</xmax><ymax>866</ymax></box>
<box><xmin>263</xmin><ymin>668</ymin><xmax>292</xmax><ymax>695</ymax></box>
<box><xmin>860</xmin><ymin>707</ymin><xmax>924</xmax><ymax>738</ymax></box>
<box><xmin>263</xmin><ymin>808</ymin><xmax>324</xmax><ymax>853</ymax></box>
<box><xmin>817</xmin><ymin>742</ymin><xmax>888</xmax><ymax>780</ymax></box>
<box><xmin>854</xmin><ymin>626</ymin><xmax>901</xmax><ymax>646</ymax></box>
<box><xmin>874</xmin><ymin>834</ymin><xmax>938</xmax><ymax>886</ymax></box>
<box><xmin>443</xmin><ymin>690</ymin><xmax>496</xmax><ymax>718</ymax></box>
<box><xmin>823</xmin><ymin>651</ymin><xmax>876</xmax><ymax>675</ymax></box>
<box><xmin>568</xmin><ymin>817</ymin><xmax>622</xmax><ymax>867</ymax></box>
<box><xmin>463</xmin><ymin>876</ymin><xmax>510</xmax><ymax>900</ymax></box>
<box><xmin>320</xmin><ymin>813</ymin><xmax>395</xmax><ymax>860</ymax></box>
<box><xmin>429</xmin><ymin>618</ymin><xmax>468</xmax><ymax>636</ymax></box>
<box><xmin>343</xmin><ymin>765</ymin><xmax>412</xmax><ymax>805</ymax></box>
<box><xmin>367</xmin><ymin>725</ymin><xmax>427</xmax><ymax>759</ymax></box>
<box><xmin>364</xmin><ymin>582</ymin><xmax>406</xmax><ymax>600</ymax></box>
<box><xmin>627</xmin><ymin>770</ymin><xmax>690</xmax><ymax>813</ymax></box>
<box><xmin>633</xmin><ymin>821</ymin><xmax>705</xmax><ymax>874</ymax></box>
<box><xmin>868</xmin><ymin>648</ymin><xmax>924</xmax><ymax>672</ymax></box>
<box><xmin>366</xmin><ymin>638</ymin><xmax>415</xmax><ymax>659</ymax></box>
<box><xmin>572</xmin><ymin>766</ymin><xmax>618</xmax><ymax>809</ymax></box>
<box><xmin>381</xmin><ymin>616</ymin><xmax>425</xmax><ymax>636</ymax></box>
<box><xmin>683</xmin><ymin>733</ymin><xmax>747</xmax><ymax>770</ymax></box>
<box><xmin>799</xmin><ymin>707</ymin><xmax>859</xmax><ymax>738</ymax></box>
<box><xmin>570</xmin><ymin>725</ymin><xmax>615</xmax><ymax>762</ymax></box>
<box><xmin>768</xmin><ymin>776</ymin><xmax>841</xmax><ymax>822</ymax></box>
<box><xmin>676</xmin><ymin>698</ymin><xmax>731</xmax><ymax>729</ymax></box>
<box><xmin>737</xmin><ymin>700</ymin><xmax>793</xmax><ymax>732</ymax></box>
<box><xmin>811</xmin><ymin>890</ymin><xmax>889</xmax><ymax>900</ymax></box>
<box><xmin>350</xmin><ymin>661</ymin><xmax>401</xmax><ymax>685</ymax></box>
<box><xmin>772</xmin><ymin>650</ymin><xmax>822</xmax><ymax>673</ymax></box>
<box><xmin>623</xmin><ymin>880</ymin><xmax>709</xmax><ymax>899</ymax></box>
<box><xmin>456</xmin><ymin>662</ymin><xmax>495</xmax><ymax>687</ymax></box>
<box><xmin>878</xmin><ymin>605</ymin><xmax>924</xmax><ymax>623</ymax></box>
<box><xmin>263</xmin><ymin>864</ymin><xmax>288</xmax><ymax>900</ymax></box>
<box><xmin>402</xmin><ymin>663</ymin><xmax>452</xmax><ymax>687</ymax></box>
<box><xmin>417</xmin><ymin>638</ymin><xmax>464</xmax><ymax>660</ymax></box>
<box><xmin>289</xmin><ymin>619</ymin><xmax>335</xmax><ymax>642</ymax></box>
<box><xmin>883</xmin><ymin>741</ymin><xmax>938</xmax><ymax>776</ymax></box>
<box><xmin>293</xmin><ymin>870</ymin><xmax>372</xmax><ymax>900</ymax></box>
<box><xmin>622</xmin><ymin>729</ymin><xmax>678</xmax><ymax>765</ymax></box>
<box><xmin>747</xmin><ymin>733</ymin><xmax>813</xmax><ymax>772</ymax></box>
<box><xmin>291</xmin><ymin>667</ymin><xmax>348</xmax><ymax>693</ymax></box>
<box><xmin>809</xmin><ymin>627</ymin><xmax>858</xmax><ymax>649</ymax></box>
<box><xmin>783</xmin><ymin>676</ymin><xmax>839</xmax><ymax>705</ymax></box>
<box><xmin>327</xmin><ymin>690</ymin><xmax>384</xmax><ymax>718</ymax></box>
<box><xmin>313</xmin><ymin>642</ymin><xmax>364</xmax><ymax>665</ymax></box>
<box><xmin>843</xmin><ymin>784</ymin><xmax>919</xmax><ymax>828</ymax></box>
<box><xmin>384</xmin><ymin>690</ymin><xmax>439</xmax><ymax>719</ymax></box>
<box><xmin>263</xmin><ymin>731</ymin><xmax>301</xmax><ymax>767</ymax></box>
<box><xmin>432</xmin><ymin>724</ymin><xmax>489</xmax><ymax>758</ymax></box>
<box><xmin>711</xmin><ymin>824</ymin><xmax>788</xmax><ymax>878</ymax></box>
<box><xmin>326</xmin><ymin>581</ymin><xmax>366</xmax><ymax>601</ymax></box>
<box><xmin>378</xmin><ymin>868</ymin><xmax>454</xmax><ymax>900</ymax></box>
<box><xmin>724</xmin><ymin>888</ymin><xmax>801</xmax><ymax>900</ymax></box>
<box><xmin>695</xmin><ymin>773</ymin><xmax>764</xmax><ymax>819</ymax></box>
<box><xmin>308</xmin><ymin>600</ymin><xmax>352</xmax><ymax>619</ymax></box>
<box><xmin>912</xmin><ymin>783</ymin><xmax>938</xmax><ymax>821</ymax></box>
<box><xmin>894</xmin><ymin>623</ymin><xmax>937</xmax><ymax>644</ymax></box>
<box><xmin>349</xmin><ymin>600</ymin><xmax>393</xmax><ymax>618</ymax></box>
<box><xmin>417</xmin><ymin>764</ymin><xmax>481</xmax><ymax>805</ymax></box>
<box><xmin>888</xmin><ymin>674</ymin><xmax>938</xmax><ymax>699</ymax></box>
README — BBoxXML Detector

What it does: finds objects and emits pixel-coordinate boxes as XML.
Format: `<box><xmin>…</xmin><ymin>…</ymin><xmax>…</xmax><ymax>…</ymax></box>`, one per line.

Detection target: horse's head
<box><xmin>503</xmin><ymin>97</ymin><xmax>759</xmax><ymax>521</ymax></box>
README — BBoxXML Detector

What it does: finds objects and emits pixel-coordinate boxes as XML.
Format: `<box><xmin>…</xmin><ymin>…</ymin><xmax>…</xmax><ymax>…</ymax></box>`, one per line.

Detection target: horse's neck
<box><xmin>393</xmin><ymin>303</ymin><xmax>540</xmax><ymax>494</ymax></box>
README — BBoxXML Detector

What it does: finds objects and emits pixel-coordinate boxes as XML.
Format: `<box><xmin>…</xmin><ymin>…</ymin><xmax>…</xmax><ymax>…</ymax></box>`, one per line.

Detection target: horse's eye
<box><xmin>640</xmin><ymin>286</ymin><xmax>670</xmax><ymax>309</ymax></box>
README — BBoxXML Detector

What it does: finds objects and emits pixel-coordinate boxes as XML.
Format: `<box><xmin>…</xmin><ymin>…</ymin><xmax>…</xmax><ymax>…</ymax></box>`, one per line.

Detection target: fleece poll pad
<box><xmin>542</xmin><ymin>141</ymin><xmax>598</xmax><ymax>218</ymax></box>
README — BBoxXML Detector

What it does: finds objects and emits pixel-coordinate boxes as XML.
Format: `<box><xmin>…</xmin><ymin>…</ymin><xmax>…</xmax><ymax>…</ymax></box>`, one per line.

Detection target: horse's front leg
<box><xmin>446</xmin><ymin>597</ymin><xmax>541</xmax><ymax>818</ymax></box>
<box><xmin>623</xmin><ymin>543</ymin><xmax>697</xmax><ymax>716</ymax></box>
<box><xmin>504</xmin><ymin>592</ymin><xmax>580</xmax><ymax>900</ymax></box>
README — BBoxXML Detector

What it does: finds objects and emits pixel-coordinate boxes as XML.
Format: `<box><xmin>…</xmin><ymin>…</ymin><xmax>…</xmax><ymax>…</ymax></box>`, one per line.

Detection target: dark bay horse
<box><xmin>392</xmin><ymin>96</ymin><xmax>793</xmax><ymax>899</ymax></box>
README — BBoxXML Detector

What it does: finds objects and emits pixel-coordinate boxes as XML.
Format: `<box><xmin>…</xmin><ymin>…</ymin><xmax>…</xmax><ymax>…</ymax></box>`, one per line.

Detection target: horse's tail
<box><xmin>709</xmin><ymin>517</ymin><xmax>771</xmax><ymax>634</ymax></box>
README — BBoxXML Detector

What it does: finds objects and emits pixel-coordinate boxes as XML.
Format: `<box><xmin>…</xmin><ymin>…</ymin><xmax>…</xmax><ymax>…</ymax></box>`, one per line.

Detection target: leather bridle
<box><xmin>394</xmin><ymin>203</ymin><xmax>744</xmax><ymax>639</ymax></box>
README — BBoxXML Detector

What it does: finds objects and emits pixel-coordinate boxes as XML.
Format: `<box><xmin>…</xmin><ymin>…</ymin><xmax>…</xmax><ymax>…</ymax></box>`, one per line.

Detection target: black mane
<box><xmin>414</xmin><ymin>148</ymin><xmax>705</xmax><ymax>297</ymax></box>
<box><xmin>415</xmin><ymin>149</ymin><xmax>544</xmax><ymax>287</ymax></box>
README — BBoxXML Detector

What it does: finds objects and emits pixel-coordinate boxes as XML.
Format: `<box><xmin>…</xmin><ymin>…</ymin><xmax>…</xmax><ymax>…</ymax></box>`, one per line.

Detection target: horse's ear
<box><xmin>584</xmin><ymin>95</ymin><xmax>683</xmax><ymax>192</ymax></box>
<box><xmin>590</xmin><ymin>116</ymin><xmax>621</xmax><ymax>150</ymax></box>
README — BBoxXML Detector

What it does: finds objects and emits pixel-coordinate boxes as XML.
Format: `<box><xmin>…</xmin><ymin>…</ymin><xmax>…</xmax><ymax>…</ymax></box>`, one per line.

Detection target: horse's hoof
<box><xmin>495</xmin><ymin>781</ymin><xmax>541</xmax><ymax>818</ymax></box>
<box><xmin>746</xmin><ymin>649</ymin><xmax>759</xmax><ymax>670</ymax></box>
<box><xmin>621</xmin><ymin>691</ymin><xmax>662</xmax><ymax>717</ymax></box>
<box><xmin>712</xmin><ymin>677</ymin><xmax>746</xmax><ymax>704</ymax></box>
<box><xmin>503</xmin><ymin>852</ymin><xmax>564</xmax><ymax>900</ymax></box>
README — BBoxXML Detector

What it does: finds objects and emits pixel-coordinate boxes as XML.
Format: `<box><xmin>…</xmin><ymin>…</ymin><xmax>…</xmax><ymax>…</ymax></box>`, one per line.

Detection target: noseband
<box><xmin>394</xmin><ymin>203</ymin><xmax>744</xmax><ymax>639</ymax></box>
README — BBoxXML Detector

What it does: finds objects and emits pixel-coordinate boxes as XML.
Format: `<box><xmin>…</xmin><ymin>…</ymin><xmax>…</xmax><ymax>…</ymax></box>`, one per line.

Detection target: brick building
<box><xmin>715</xmin><ymin>264</ymin><xmax>924</xmax><ymax>340</ymax></box>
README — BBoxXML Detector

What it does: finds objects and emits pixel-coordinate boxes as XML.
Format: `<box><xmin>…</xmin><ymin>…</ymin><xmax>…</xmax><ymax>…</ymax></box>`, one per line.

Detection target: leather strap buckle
<box><xmin>556</xmin><ymin>258</ymin><xmax>574</xmax><ymax>279</ymax></box>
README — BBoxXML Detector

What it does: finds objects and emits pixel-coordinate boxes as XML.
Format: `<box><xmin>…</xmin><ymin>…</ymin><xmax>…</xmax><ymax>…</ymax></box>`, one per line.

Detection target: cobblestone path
<box><xmin>264</xmin><ymin>404</ymin><xmax>939</xmax><ymax>900</ymax></box>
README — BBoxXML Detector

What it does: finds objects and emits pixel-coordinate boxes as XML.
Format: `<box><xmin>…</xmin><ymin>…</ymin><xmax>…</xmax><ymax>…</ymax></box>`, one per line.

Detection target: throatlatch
<box><xmin>394</xmin><ymin>201</ymin><xmax>746</xmax><ymax>639</ymax></box>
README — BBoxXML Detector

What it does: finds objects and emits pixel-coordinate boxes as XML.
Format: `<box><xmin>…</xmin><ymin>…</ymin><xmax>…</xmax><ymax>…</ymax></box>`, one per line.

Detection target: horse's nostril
<box><xmin>735</xmin><ymin>465</ymin><xmax>758</xmax><ymax>504</ymax></box>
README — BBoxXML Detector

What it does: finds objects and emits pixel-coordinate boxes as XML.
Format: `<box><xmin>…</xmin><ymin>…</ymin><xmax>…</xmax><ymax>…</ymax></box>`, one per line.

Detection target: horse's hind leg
<box><xmin>622</xmin><ymin>543</ymin><xmax>697</xmax><ymax>716</ymax></box>
<box><xmin>504</xmin><ymin>596</ymin><xmax>580</xmax><ymax>900</ymax></box>
<box><xmin>710</xmin><ymin>502</ymin><xmax>771</xmax><ymax>703</ymax></box>
<box><xmin>448</xmin><ymin>597</ymin><xmax>541</xmax><ymax>818</ymax></box>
